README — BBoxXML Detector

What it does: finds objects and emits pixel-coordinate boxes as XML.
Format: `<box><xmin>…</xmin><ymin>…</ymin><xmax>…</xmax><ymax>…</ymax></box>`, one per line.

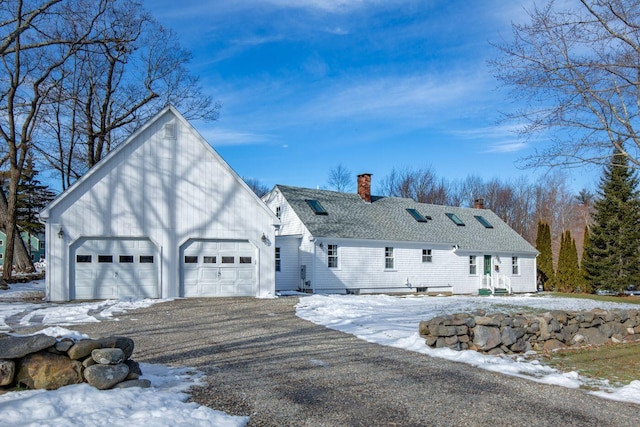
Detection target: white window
<box><xmin>327</xmin><ymin>244</ymin><xmax>338</xmax><ymax>268</ymax></box>
<box><xmin>422</xmin><ymin>249</ymin><xmax>432</xmax><ymax>263</ymax></box>
<box><xmin>275</xmin><ymin>206</ymin><xmax>281</xmax><ymax>219</ymax></box>
<box><xmin>0</xmin><ymin>240</ymin><xmax>4</xmax><ymax>246</ymax></box>
<box><xmin>275</xmin><ymin>247</ymin><xmax>281</xmax><ymax>272</ymax></box>
<box><xmin>469</xmin><ymin>256</ymin><xmax>477</xmax><ymax>275</ymax></box>
<box><xmin>385</xmin><ymin>247</ymin><xmax>394</xmax><ymax>269</ymax></box>
<box><xmin>512</xmin><ymin>256</ymin><xmax>519</xmax><ymax>275</ymax></box>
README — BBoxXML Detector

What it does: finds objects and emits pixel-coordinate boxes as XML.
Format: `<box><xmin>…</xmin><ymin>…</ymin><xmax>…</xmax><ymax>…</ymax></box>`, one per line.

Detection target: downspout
<box><xmin>311</xmin><ymin>239</ymin><xmax>317</xmax><ymax>294</ymax></box>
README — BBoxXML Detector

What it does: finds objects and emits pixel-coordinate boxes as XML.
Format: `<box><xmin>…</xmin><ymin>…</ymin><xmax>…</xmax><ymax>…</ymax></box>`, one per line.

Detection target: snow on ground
<box><xmin>295</xmin><ymin>293</ymin><xmax>640</xmax><ymax>406</ymax></box>
<box><xmin>0</xmin><ymin>283</ymin><xmax>248</xmax><ymax>427</ymax></box>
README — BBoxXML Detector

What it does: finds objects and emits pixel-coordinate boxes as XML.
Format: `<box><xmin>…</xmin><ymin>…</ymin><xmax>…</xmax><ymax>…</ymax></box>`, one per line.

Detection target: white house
<box><xmin>40</xmin><ymin>106</ymin><xmax>279</xmax><ymax>301</ymax></box>
<box><xmin>264</xmin><ymin>174</ymin><xmax>538</xmax><ymax>295</ymax></box>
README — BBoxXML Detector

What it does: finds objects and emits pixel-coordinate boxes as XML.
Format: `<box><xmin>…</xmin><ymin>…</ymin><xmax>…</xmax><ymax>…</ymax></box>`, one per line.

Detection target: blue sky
<box><xmin>146</xmin><ymin>0</ymin><xmax>598</xmax><ymax>194</ymax></box>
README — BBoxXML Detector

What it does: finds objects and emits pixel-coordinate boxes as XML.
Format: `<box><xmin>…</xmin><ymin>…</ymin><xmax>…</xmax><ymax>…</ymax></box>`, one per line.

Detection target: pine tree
<box><xmin>583</xmin><ymin>149</ymin><xmax>640</xmax><ymax>293</ymax></box>
<box><xmin>16</xmin><ymin>155</ymin><xmax>56</xmax><ymax>256</ymax></box>
<box><xmin>535</xmin><ymin>221</ymin><xmax>554</xmax><ymax>291</ymax></box>
<box><xmin>580</xmin><ymin>225</ymin><xmax>593</xmax><ymax>294</ymax></box>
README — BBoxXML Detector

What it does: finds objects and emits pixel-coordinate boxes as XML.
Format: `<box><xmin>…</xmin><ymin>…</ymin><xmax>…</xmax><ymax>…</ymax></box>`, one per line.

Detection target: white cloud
<box><xmin>200</xmin><ymin>127</ymin><xmax>272</xmax><ymax>146</ymax></box>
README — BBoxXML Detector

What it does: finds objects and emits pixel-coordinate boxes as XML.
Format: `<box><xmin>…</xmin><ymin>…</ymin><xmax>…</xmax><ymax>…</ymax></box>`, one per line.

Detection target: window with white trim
<box><xmin>422</xmin><ymin>249</ymin><xmax>432</xmax><ymax>263</ymax></box>
<box><xmin>512</xmin><ymin>256</ymin><xmax>519</xmax><ymax>275</ymax></box>
<box><xmin>275</xmin><ymin>206</ymin><xmax>281</xmax><ymax>219</ymax></box>
<box><xmin>275</xmin><ymin>247</ymin><xmax>281</xmax><ymax>272</ymax></box>
<box><xmin>385</xmin><ymin>247</ymin><xmax>394</xmax><ymax>269</ymax></box>
<box><xmin>327</xmin><ymin>244</ymin><xmax>338</xmax><ymax>268</ymax></box>
<box><xmin>469</xmin><ymin>256</ymin><xmax>477</xmax><ymax>275</ymax></box>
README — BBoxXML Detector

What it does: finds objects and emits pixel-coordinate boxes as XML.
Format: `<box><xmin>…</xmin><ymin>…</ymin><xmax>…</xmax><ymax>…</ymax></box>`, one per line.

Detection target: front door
<box><xmin>484</xmin><ymin>255</ymin><xmax>492</xmax><ymax>276</ymax></box>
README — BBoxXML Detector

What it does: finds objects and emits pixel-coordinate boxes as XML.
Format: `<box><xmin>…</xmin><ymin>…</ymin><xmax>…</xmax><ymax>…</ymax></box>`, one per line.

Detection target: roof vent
<box><xmin>164</xmin><ymin>123</ymin><xmax>176</xmax><ymax>139</ymax></box>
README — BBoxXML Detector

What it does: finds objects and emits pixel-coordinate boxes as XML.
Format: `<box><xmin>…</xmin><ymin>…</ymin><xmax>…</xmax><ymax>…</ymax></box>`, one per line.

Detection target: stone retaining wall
<box><xmin>419</xmin><ymin>308</ymin><xmax>640</xmax><ymax>354</ymax></box>
<box><xmin>0</xmin><ymin>333</ymin><xmax>150</xmax><ymax>391</ymax></box>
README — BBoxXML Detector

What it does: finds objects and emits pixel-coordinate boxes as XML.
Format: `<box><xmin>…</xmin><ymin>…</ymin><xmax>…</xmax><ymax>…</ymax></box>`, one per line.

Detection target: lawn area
<box><xmin>538</xmin><ymin>292</ymin><xmax>640</xmax><ymax>387</ymax></box>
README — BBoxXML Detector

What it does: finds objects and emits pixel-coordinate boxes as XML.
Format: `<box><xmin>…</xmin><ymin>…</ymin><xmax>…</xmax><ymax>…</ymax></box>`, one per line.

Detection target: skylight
<box><xmin>305</xmin><ymin>199</ymin><xmax>328</xmax><ymax>215</ymax></box>
<box><xmin>474</xmin><ymin>215</ymin><xmax>493</xmax><ymax>228</ymax></box>
<box><xmin>445</xmin><ymin>213</ymin><xmax>465</xmax><ymax>226</ymax></box>
<box><xmin>406</xmin><ymin>208</ymin><xmax>428</xmax><ymax>223</ymax></box>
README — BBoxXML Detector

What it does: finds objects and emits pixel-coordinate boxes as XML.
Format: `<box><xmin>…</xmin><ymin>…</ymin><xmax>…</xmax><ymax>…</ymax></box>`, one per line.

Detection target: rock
<box><xmin>0</xmin><ymin>334</ymin><xmax>57</xmax><ymax>359</ymax></box>
<box><xmin>54</xmin><ymin>340</ymin><xmax>74</xmax><ymax>353</ymax></box>
<box><xmin>97</xmin><ymin>337</ymin><xmax>135</xmax><ymax>359</ymax></box>
<box><xmin>543</xmin><ymin>339</ymin><xmax>566</xmax><ymax>352</ymax></box>
<box><xmin>418</xmin><ymin>321</ymin><xmax>430</xmax><ymax>337</ymax></box>
<box><xmin>475</xmin><ymin>316</ymin><xmax>500</xmax><ymax>327</ymax></box>
<box><xmin>125</xmin><ymin>359</ymin><xmax>142</xmax><ymax>379</ymax></box>
<box><xmin>501</xmin><ymin>326</ymin><xmax>518</xmax><ymax>347</ymax></box>
<box><xmin>84</xmin><ymin>363</ymin><xmax>129</xmax><ymax>390</ymax></box>
<box><xmin>113</xmin><ymin>379</ymin><xmax>151</xmax><ymax>389</ymax></box>
<box><xmin>425</xmin><ymin>336</ymin><xmax>438</xmax><ymax>347</ymax></box>
<box><xmin>16</xmin><ymin>351</ymin><xmax>83</xmax><ymax>390</ymax></box>
<box><xmin>431</xmin><ymin>325</ymin><xmax>457</xmax><ymax>337</ymax></box>
<box><xmin>67</xmin><ymin>339</ymin><xmax>102</xmax><ymax>360</ymax></box>
<box><xmin>0</xmin><ymin>359</ymin><xmax>15</xmax><ymax>386</ymax></box>
<box><xmin>578</xmin><ymin>327</ymin><xmax>608</xmax><ymax>346</ymax></box>
<box><xmin>92</xmin><ymin>348</ymin><xmax>125</xmax><ymax>365</ymax></box>
<box><xmin>83</xmin><ymin>357</ymin><xmax>97</xmax><ymax>368</ymax></box>
<box><xmin>472</xmin><ymin>325</ymin><xmax>501</xmax><ymax>351</ymax></box>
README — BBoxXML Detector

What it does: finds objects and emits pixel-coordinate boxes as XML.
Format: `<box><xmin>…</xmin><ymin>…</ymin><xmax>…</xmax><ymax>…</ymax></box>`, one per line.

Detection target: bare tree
<box><xmin>327</xmin><ymin>164</ymin><xmax>354</xmax><ymax>192</ymax></box>
<box><xmin>0</xmin><ymin>0</ymin><xmax>113</xmax><ymax>279</ymax></box>
<box><xmin>379</xmin><ymin>167</ymin><xmax>452</xmax><ymax>204</ymax></box>
<box><xmin>492</xmin><ymin>0</ymin><xmax>640</xmax><ymax>168</ymax></box>
<box><xmin>243</xmin><ymin>177</ymin><xmax>270</xmax><ymax>198</ymax></box>
<box><xmin>35</xmin><ymin>0</ymin><xmax>220</xmax><ymax>190</ymax></box>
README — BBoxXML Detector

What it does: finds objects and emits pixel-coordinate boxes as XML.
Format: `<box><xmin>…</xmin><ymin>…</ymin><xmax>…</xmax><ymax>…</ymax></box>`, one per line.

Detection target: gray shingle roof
<box><xmin>276</xmin><ymin>185</ymin><xmax>538</xmax><ymax>254</ymax></box>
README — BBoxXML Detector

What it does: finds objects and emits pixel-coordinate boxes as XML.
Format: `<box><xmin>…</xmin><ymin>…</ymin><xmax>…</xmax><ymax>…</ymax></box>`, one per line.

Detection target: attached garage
<box><xmin>41</xmin><ymin>106</ymin><xmax>278</xmax><ymax>302</ymax></box>
<box><xmin>71</xmin><ymin>237</ymin><xmax>159</xmax><ymax>300</ymax></box>
<box><xmin>181</xmin><ymin>239</ymin><xmax>256</xmax><ymax>297</ymax></box>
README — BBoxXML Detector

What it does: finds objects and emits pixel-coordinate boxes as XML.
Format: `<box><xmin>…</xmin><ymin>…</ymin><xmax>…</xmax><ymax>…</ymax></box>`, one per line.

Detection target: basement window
<box><xmin>474</xmin><ymin>215</ymin><xmax>493</xmax><ymax>229</ymax></box>
<box><xmin>305</xmin><ymin>199</ymin><xmax>328</xmax><ymax>215</ymax></box>
<box><xmin>406</xmin><ymin>208</ymin><xmax>428</xmax><ymax>222</ymax></box>
<box><xmin>446</xmin><ymin>213</ymin><xmax>465</xmax><ymax>226</ymax></box>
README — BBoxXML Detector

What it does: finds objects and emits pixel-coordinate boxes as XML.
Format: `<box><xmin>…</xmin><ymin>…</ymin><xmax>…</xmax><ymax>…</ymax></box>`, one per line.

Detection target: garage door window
<box><xmin>239</xmin><ymin>256</ymin><xmax>252</xmax><ymax>264</ymax></box>
<box><xmin>203</xmin><ymin>256</ymin><xmax>216</xmax><ymax>263</ymax></box>
<box><xmin>184</xmin><ymin>256</ymin><xmax>198</xmax><ymax>263</ymax></box>
<box><xmin>140</xmin><ymin>255</ymin><xmax>154</xmax><ymax>263</ymax></box>
<box><xmin>119</xmin><ymin>255</ymin><xmax>134</xmax><ymax>263</ymax></box>
<box><xmin>77</xmin><ymin>255</ymin><xmax>92</xmax><ymax>263</ymax></box>
<box><xmin>221</xmin><ymin>256</ymin><xmax>234</xmax><ymax>264</ymax></box>
<box><xmin>98</xmin><ymin>255</ymin><xmax>113</xmax><ymax>263</ymax></box>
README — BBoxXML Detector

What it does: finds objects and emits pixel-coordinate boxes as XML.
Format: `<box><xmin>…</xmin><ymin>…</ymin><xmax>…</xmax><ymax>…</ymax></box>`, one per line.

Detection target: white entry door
<box><xmin>181</xmin><ymin>239</ymin><xmax>256</xmax><ymax>297</ymax></box>
<box><xmin>72</xmin><ymin>238</ymin><xmax>159</xmax><ymax>300</ymax></box>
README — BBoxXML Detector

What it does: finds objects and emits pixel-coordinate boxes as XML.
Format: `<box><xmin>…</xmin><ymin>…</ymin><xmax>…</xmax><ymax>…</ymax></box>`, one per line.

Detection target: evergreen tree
<box><xmin>580</xmin><ymin>225</ymin><xmax>593</xmax><ymax>294</ymax></box>
<box><xmin>555</xmin><ymin>230</ymin><xmax>580</xmax><ymax>293</ymax></box>
<box><xmin>583</xmin><ymin>149</ymin><xmax>640</xmax><ymax>293</ymax></box>
<box><xmin>16</xmin><ymin>155</ymin><xmax>55</xmax><ymax>256</ymax></box>
<box><xmin>535</xmin><ymin>221</ymin><xmax>554</xmax><ymax>291</ymax></box>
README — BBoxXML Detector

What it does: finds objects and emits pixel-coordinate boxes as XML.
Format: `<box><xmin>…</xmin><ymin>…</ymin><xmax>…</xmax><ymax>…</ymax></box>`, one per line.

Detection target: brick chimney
<box><xmin>357</xmin><ymin>173</ymin><xmax>372</xmax><ymax>203</ymax></box>
<box><xmin>474</xmin><ymin>198</ymin><xmax>485</xmax><ymax>209</ymax></box>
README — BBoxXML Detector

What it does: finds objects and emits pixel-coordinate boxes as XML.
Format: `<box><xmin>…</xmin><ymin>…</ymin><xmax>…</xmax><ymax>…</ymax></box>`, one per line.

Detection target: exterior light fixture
<box><xmin>57</xmin><ymin>228</ymin><xmax>64</xmax><ymax>238</ymax></box>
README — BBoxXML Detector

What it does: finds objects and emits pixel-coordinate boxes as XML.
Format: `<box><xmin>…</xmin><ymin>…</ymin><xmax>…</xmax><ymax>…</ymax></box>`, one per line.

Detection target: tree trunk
<box><xmin>0</xmin><ymin>189</ymin><xmax>34</xmax><ymax>277</ymax></box>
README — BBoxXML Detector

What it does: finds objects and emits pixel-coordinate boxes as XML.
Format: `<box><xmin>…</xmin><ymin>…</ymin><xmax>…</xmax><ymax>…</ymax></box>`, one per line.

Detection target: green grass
<box><xmin>538</xmin><ymin>341</ymin><xmax>640</xmax><ymax>387</ymax></box>
<box><xmin>524</xmin><ymin>293</ymin><xmax>640</xmax><ymax>386</ymax></box>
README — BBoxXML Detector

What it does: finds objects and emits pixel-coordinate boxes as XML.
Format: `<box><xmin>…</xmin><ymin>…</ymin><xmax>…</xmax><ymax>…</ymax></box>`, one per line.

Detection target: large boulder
<box><xmin>84</xmin><ymin>364</ymin><xmax>129</xmax><ymax>390</ymax></box>
<box><xmin>97</xmin><ymin>337</ymin><xmax>135</xmax><ymax>359</ymax></box>
<box><xmin>472</xmin><ymin>325</ymin><xmax>501</xmax><ymax>351</ymax></box>
<box><xmin>16</xmin><ymin>351</ymin><xmax>83</xmax><ymax>390</ymax></box>
<box><xmin>0</xmin><ymin>334</ymin><xmax>56</xmax><ymax>359</ymax></box>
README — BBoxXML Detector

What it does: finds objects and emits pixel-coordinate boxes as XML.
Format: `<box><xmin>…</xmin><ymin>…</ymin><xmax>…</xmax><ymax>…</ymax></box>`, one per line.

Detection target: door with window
<box><xmin>180</xmin><ymin>239</ymin><xmax>256</xmax><ymax>297</ymax></box>
<box><xmin>484</xmin><ymin>255</ymin><xmax>492</xmax><ymax>276</ymax></box>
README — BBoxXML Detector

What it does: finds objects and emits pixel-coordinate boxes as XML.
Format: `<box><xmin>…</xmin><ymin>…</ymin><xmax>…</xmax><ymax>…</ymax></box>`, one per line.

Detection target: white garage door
<box><xmin>181</xmin><ymin>239</ymin><xmax>256</xmax><ymax>297</ymax></box>
<box><xmin>72</xmin><ymin>238</ymin><xmax>159</xmax><ymax>300</ymax></box>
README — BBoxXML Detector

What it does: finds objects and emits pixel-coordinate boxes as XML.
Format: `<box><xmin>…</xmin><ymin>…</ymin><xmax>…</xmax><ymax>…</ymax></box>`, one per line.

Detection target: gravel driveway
<box><xmin>65</xmin><ymin>297</ymin><xmax>638</xmax><ymax>427</ymax></box>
